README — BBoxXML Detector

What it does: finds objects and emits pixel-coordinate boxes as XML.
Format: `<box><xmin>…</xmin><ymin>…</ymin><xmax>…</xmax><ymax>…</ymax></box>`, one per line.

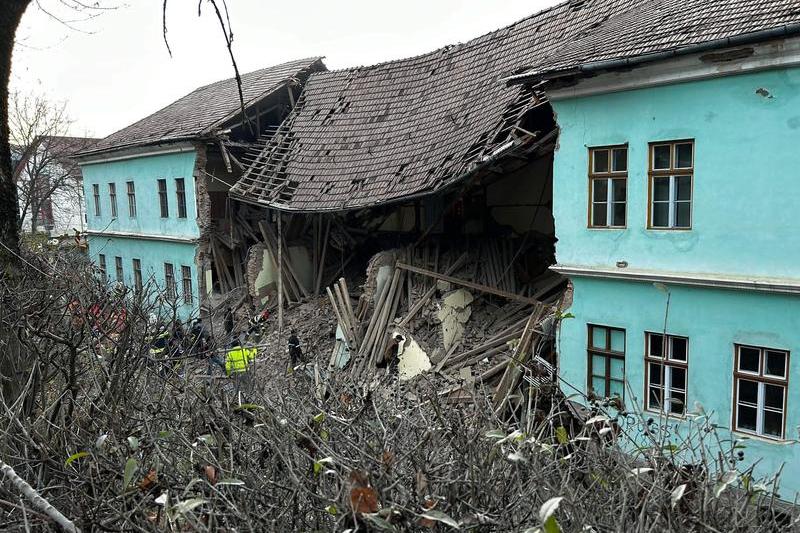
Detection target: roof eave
<box><xmin>506</xmin><ymin>23</ymin><xmax>800</xmax><ymax>86</ymax></box>
<box><xmin>75</xmin><ymin>137</ymin><xmax>199</xmax><ymax>164</ymax></box>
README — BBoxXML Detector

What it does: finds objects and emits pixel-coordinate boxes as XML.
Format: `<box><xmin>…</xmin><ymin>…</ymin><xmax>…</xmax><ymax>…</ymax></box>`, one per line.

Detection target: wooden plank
<box><xmin>396</xmin><ymin>262</ymin><xmax>542</xmax><ymax>306</ymax></box>
<box><xmin>398</xmin><ymin>252</ymin><xmax>468</xmax><ymax>327</ymax></box>
<box><xmin>314</xmin><ymin>217</ymin><xmax>331</xmax><ymax>295</ymax></box>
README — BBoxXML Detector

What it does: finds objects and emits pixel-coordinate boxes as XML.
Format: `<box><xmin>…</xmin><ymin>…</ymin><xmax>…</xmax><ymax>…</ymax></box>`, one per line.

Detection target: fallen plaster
<box><xmin>363</xmin><ymin>250</ymin><xmax>399</xmax><ymax>306</ymax></box>
<box><xmin>436</xmin><ymin>288</ymin><xmax>474</xmax><ymax>352</ymax></box>
<box><xmin>394</xmin><ymin>332</ymin><xmax>431</xmax><ymax>381</ymax></box>
<box><xmin>331</xmin><ymin>324</ymin><xmax>351</xmax><ymax>369</ymax></box>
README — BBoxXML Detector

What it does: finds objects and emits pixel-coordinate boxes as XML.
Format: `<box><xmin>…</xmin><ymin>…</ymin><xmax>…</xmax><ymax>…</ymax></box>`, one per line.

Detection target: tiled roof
<box><xmin>231</xmin><ymin>0</ymin><xmax>641</xmax><ymax>212</ymax></box>
<box><xmin>513</xmin><ymin>0</ymin><xmax>800</xmax><ymax>81</ymax></box>
<box><xmin>84</xmin><ymin>57</ymin><xmax>325</xmax><ymax>155</ymax></box>
<box><xmin>231</xmin><ymin>0</ymin><xmax>800</xmax><ymax>212</ymax></box>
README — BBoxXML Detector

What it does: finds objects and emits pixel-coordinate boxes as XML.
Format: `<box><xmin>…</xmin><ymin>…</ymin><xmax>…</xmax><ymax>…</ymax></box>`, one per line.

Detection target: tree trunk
<box><xmin>0</xmin><ymin>1</ymin><xmax>30</xmax><ymax>264</ymax></box>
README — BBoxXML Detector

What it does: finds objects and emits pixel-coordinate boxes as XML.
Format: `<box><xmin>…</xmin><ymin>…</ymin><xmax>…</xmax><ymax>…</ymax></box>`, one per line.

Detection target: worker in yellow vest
<box><xmin>225</xmin><ymin>341</ymin><xmax>257</xmax><ymax>376</ymax></box>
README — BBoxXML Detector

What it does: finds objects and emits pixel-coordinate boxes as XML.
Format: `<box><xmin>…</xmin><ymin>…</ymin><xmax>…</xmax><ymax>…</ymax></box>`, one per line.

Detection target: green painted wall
<box><xmin>552</xmin><ymin>67</ymin><xmax>800</xmax><ymax>279</ymax></box>
<box><xmin>560</xmin><ymin>277</ymin><xmax>800</xmax><ymax>497</ymax></box>
<box><xmin>81</xmin><ymin>150</ymin><xmax>199</xmax><ymax>238</ymax></box>
<box><xmin>87</xmin><ymin>235</ymin><xmax>199</xmax><ymax>321</ymax></box>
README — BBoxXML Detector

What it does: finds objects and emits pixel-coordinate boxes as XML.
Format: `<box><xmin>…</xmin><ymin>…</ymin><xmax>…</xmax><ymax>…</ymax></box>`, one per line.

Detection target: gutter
<box><xmin>506</xmin><ymin>23</ymin><xmax>800</xmax><ymax>85</ymax></box>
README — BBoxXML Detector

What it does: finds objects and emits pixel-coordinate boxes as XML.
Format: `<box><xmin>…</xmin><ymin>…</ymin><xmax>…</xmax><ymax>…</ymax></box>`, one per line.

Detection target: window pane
<box><xmin>671</xmin><ymin>337</ymin><xmax>687</xmax><ymax>361</ymax></box>
<box><xmin>675</xmin><ymin>175</ymin><xmax>691</xmax><ymax>201</ymax></box>
<box><xmin>765</xmin><ymin>384</ymin><xmax>784</xmax><ymax>410</ymax></box>
<box><xmin>612</xmin><ymin>148</ymin><xmax>627</xmax><ymax>172</ymax></box>
<box><xmin>610</xmin><ymin>329</ymin><xmax>625</xmax><ymax>352</ymax></box>
<box><xmin>652</xmin><ymin>203</ymin><xmax>669</xmax><ymax>228</ymax></box>
<box><xmin>593</xmin><ymin>150</ymin><xmax>609</xmax><ymax>173</ymax></box>
<box><xmin>610</xmin><ymin>357</ymin><xmax>624</xmax><ymax>380</ymax></box>
<box><xmin>653</xmin><ymin>177</ymin><xmax>670</xmax><ymax>201</ymax></box>
<box><xmin>649</xmin><ymin>334</ymin><xmax>663</xmax><ymax>358</ymax></box>
<box><xmin>649</xmin><ymin>362</ymin><xmax>662</xmax><ymax>385</ymax></box>
<box><xmin>593</xmin><ymin>179</ymin><xmax>608</xmax><ymax>202</ymax></box>
<box><xmin>648</xmin><ymin>386</ymin><xmax>663</xmax><ymax>409</ymax></box>
<box><xmin>592</xmin><ymin>204</ymin><xmax>608</xmax><ymax>227</ymax></box>
<box><xmin>675</xmin><ymin>202</ymin><xmax>691</xmax><ymax>228</ymax></box>
<box><xmin>670</xmin><ymin>367</ymin><xmax>686</xmax><ymax>390</ymax></box>
<box><xmin>675</xmin><ymin>143</ymin><xmax>693</xmax><ymax>169</ymax></box>
<box><xmin>591</xmin><ymin>377</ymin><xmax>607</xmax><ymax>396</ymax></box>
<box><xmin>765</xmin><ymin>351</ymin><xmax>787</xmax><ymax>378</ymax></box>
<box><xmin>591</xmin><ymin>327</ymin><xmax>607</xmax><ymax>350</ymax></box>
<box><xmin>669</xmin><ymin>392</ymin><xmax>686</xmax><ymax>414</ymax></box>
<box><xmin>653</xmin><ymin>145</ymin><xmax>671</xmax><ymax>169</ymax></box>
<box><xmin>763</xmin><ymin>410</ymin><xmax>783</xmax><ymax>438</ymax></box>
<box><xmin>612</xmin><ymin>202</ymin><xmax>626</xmax><ymax>227</ymax></box>
<box><xmin>738</xmin><ymin>379</ymin><xmax>758</xmax><ymax>405</ymax></box>
<box><xmin>609</xmin><ymin>379</ymin><xmax>624</xmax><ymax>398</ymax></box>
<box><xmin>612</xmin><ymin>178</ymin><xmax>626</xmax><ymax>201</ymax></box>
<box><xmin>592</xmin><ymin>355</ymin><xmax>606</xmax><ymax>374</ymax></box>
<box><xmin>737</xmin><ymin>405</ymin><xmax>758</xmax><ymax>432</ymax></box>
<box><xmin>739</xmin><ymin>347</ymin><xmax>760</xmax><ymax>373</ymax></box>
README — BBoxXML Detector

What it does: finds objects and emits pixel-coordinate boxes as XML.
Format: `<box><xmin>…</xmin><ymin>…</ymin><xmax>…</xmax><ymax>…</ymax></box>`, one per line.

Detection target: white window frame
<box><xmin>733</xmin><ymin>345</ymin><xmax>788</xmax><ymax>440</ymax></box>
<box><xmin>645</xmin><ymin>333</ymin><xmax>688</xmax><ymax>415</ymax></box>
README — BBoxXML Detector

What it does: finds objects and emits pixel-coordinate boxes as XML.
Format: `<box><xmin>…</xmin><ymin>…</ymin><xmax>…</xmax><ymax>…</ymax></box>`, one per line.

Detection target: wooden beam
<box><xmin>396</xmin><ymin>262</ymin><xmax>542</xmax><ymax>306</ymax></box>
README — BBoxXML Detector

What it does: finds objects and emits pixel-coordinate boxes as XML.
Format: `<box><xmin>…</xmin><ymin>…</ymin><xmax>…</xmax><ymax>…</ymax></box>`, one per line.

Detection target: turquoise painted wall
<box><xmin>81</xmin><ymin>150</ymin><xmax>200</xmax><ymax>238</ymax></box>
<box><xmin>87</xmin><ymin>235</ymin><xmax>199</xmax><ymax>321</ymax></box>
<box><xmin>560</xmin><ymin>277</ymin><xmax>800</xmax><ymax>498</ymax></box>
<box><xmin>551</xmin><ymin>67</ymin><xmax>800</xmax><ymax>280</ymax></box>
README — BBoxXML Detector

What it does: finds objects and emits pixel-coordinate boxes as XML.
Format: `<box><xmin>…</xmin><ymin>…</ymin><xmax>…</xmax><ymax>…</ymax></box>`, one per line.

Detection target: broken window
<box><xmin>92</xmin><ymin>184</ymin><xmax>101</xmax><ymax>217</ymax></box>
<box><xmin>587</xmin><ymin>324</ymin><xmax>625</xmax><ymax>399</ymax></box>
<box><xmin>127</xmin><ymin>181</ymin><xmax>137</xmax><ymax>217</ymax></box>
<box><xmin>164</xmin><ymin>263</ymin><xmax>176</xmax><ymax>299</ymax></box>
<box><xmin>649</xmin><ymin>140</ymin><xmax>693</xmax><ymax>229</ymax></box>
<box><xmin>133</xmin><ymin>258</ymin><xmax>142</xmax><ymax>292</ymax></box>
<box><xmin>181</xmin><ymin>265</ymin><xmax>193</xmax><ymax>305</ymax></box>
<box><xmin>108</xmin><ymin>183</ymin><xmax>118</xmax><ymax>218</ymax></box>
<box><xmin>588</xmin><ymin>146</ymin><xmax>626</xmax><ymax>228</ymax></box>
<box><xmin>158</xmin><ymin>179</ymin><xmax>169</xmax><ymax>218</ymax></box>
<box><xmin>645</xmin><ymin>332</ymin><xmax>688</xmax><ymax>415</ymax></box>
<box><xmin>98</xmin><ymin>254</ymin><xmax>107</xmax><ymax>281</ymax></box>
<box><xmin>734</xmin><ymin>345</ymin><xmax>788</xmax><ymax>439</ymax></box>
<box><xmin>176</xmin><ymin>178</ymin><xmax>187</xmax><ymax>219</ymax></box>
<box><xmin>115</xmin><ymin>256</ymin><xmax>124</xmax><ymax>283</ymax></box>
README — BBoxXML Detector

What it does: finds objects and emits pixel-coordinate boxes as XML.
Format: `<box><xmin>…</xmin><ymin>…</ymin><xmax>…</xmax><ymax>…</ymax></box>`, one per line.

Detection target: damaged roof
<box><xmin>82</xmin><ymin>57</ymin><xmax>326</xmax><ymax>157</ymax></box>
<box><xmin>232</xmin><ymin>0</ymin><xmax>800</xmax><ymax>213</ymax></box>
<box><xmin>510</xmin><ymin>0</ymin><xmax>800</xmax><ymax>83</ymax></box>
<box><xmin>231</xmin><ymin>0</ymin><xmax>644</xmax><ymax>212</ymax></box>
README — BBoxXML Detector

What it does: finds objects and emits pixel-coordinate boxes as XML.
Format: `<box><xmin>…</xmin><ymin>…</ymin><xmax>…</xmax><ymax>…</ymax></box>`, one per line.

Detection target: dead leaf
<box><xmin>138</xmin><ymin>468</ymin><xmax>157</xmax><ymax>491</ymax></box>
<box><xmin>204</xmin><ymin>465</ymin><xmax>218</xmax><ymax>485</ymax></box>
<box><xmin>418</xmin><ymin>498</ymin><xmax>438</xmax><ymax>528</ymax></box>
<box><xmin>415</xmin><ymin>470</ymin><xmax>429</xmax><ymax>499</ymax></box>
<box><xmin>382</xmin><ymin>450</ymin><xmax>394</xmax><ymax>471</ymax></box>
<box><xmin>350</xmin><ymin>487</ymin><xmax>379</xmax><ymax>514</ymax></box>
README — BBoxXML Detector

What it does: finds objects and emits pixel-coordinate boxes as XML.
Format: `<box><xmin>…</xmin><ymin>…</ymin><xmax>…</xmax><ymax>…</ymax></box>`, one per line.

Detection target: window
<box><xmin>158</xmin><ymin>179</ymin><xmax>169</xmax><ymax>218</ymax></box>
<box><xmin>587</xmin><ymin>324</ymin><xmax>626</xmax><ymax>398</ymax></box>
<box><xmin>98</xmin><ymin>254</ymin><xmax>107</xmax><ymax>280</ymax></box>
<box><xmin>645</xmin><ymin>333</ymin><xmax>688</xmax><ymax>415</ymax></box>
<box><xmin>175</xmin><ymin>178</ymin><xmax>187</xmax><ymax>218</ymax></box>
<box><xmin>649</xmin><ymin>140</ymin><xmax>693</xmax><ymax>229</ymax></box>
<box><xmin>127</xmin><ymin>181</ymin><xmax>137</xmax><ymax>217</ymax></box>
<box><xmin>733</xmin><ymin>345</ymin><xmax>788</xmax><ymax>439</ymax></box>
<box><xmin>132</xmin><ymin>258</ymin><xmax>142</xmax><ymax>292</ymax></box>
<box><xmin>115</xmin><ymin>256</ymin><xmax>124</xmax><ymax>283</ymax></box>
<box><xmin>589</xmin><ymin>146</ymin><xmax>627</xmax><ymax>228</ymax></box>
<box><xmin>108</xmin><ymin>183</ymin><xmax>118</xmax><ymax>218</ymax></box>
<box><xmin>181</xmin><ymin>265</ymin><xmax>193</xmax><ymax>304</ymax></box>
<box><xmin>164</xmin><ymin>263</ymin><xmax>176</xmax><ymax>299</ymax></box>
<box><xmin>92</xmin><ymin>184</ymin><xmax>101</xmax><ymax>216</ymax></box>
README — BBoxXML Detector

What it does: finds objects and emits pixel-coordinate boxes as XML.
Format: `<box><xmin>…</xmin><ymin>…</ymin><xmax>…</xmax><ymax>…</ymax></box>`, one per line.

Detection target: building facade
<box><xmin>548</xmin><ymin>40</ymin><xmax>800</xmax><ymax>495</ymax></box>
<box><xmin>78</xmin><ymin>58</ymin><xmax>326</xmax><ymax>320</ymax></box>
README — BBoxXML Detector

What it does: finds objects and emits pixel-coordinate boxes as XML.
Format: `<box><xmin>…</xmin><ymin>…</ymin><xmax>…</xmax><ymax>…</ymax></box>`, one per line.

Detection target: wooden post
<box><xmin>277</xmin><ymin>211</ymin><xmax>284</xmax><ymax>336</ymax></box>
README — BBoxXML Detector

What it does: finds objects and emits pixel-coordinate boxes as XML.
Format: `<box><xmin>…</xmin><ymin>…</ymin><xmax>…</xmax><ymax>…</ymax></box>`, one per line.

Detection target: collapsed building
<box><xmin>214</xmin><ymin>1</ymin><xmax>650</xmax><ymax>405</ymax></box>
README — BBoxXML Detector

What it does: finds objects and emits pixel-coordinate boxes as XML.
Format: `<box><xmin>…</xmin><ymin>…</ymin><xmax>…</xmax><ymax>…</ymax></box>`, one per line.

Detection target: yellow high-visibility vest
<box><xmin>225</xmin><ymin>346</ymin><xmax>257</xmax><ymax>375</ymax></box>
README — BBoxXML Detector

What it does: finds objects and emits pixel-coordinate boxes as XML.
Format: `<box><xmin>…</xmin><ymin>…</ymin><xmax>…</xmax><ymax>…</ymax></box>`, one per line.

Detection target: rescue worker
<box><xmin>149</xmin><ymin>326</ymin><xmax>172</xmax><ymax>376</ymax></box>
<box><xmin>225</xmin><ymin>339</ymin><xmax>257</xmax><ymax>390</ymax></box>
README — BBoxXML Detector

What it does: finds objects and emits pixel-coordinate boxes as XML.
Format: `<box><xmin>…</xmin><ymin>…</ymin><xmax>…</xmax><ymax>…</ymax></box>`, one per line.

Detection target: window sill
<box><xmin>646</xmin><ymin>227</ymin><xmax>692</xmax><ymax>232</ymax></box>
<box><xmin>731</xmin><ymin>429</ymin><xmax>790</xmax><ymax>444</ymax></box>
<box><xmin>587</xmin><ymin>226</ymin><xmax>627</xmax><ymax>231</ymax></box>
<box><xmin>644</xmin><ymin>408</ymin><xmax>688</xmax><ymax>421</ymax></box>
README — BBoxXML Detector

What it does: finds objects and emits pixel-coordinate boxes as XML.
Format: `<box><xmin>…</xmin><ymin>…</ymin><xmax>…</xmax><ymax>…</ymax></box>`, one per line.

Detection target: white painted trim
<box><xmin>547</xmin><ymin>36</ymin><xmax>800</xmax><ymax>100</ymax></box>
<box><xmin>87</xmin><ymin>229</ymin><xmax>198</xmax><ymax>244</ymax></box>
<box><xmin>551</xmin><ymin>264</ymin><xmax>800</xmax><ymax>295</ymax></box>
<box><xmin>78</xmin><ymin>144</ymin><xmax>196</xmax><ymax>166</ymax></box>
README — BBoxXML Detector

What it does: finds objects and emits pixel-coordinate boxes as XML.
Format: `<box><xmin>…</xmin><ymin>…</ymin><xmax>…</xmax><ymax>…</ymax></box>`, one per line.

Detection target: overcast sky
<box><xmin>11</xmin><ymin>0</ymin><xmax>560</xmax><ymax>139</ymax></box>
